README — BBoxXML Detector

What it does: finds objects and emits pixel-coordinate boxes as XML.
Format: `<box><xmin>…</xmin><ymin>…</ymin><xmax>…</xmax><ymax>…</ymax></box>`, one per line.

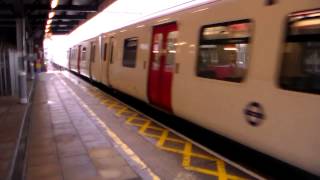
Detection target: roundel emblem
<box><xmin>244</xmin><ymin>102</ymin><xmax>265</xmax><ymax>126</ymax></box>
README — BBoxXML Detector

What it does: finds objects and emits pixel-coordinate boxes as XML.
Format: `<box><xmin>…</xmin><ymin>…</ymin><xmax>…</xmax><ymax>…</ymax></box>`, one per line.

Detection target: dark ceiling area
<box><xmin>0</xmin><ymin>0</ymin><xmax>113</xmax><ymax>44</ymax></box>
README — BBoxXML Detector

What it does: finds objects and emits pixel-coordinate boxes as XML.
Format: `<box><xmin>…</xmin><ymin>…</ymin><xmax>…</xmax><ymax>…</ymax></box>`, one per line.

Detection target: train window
<box><xmin>197</xmin><ymin>20</ymin><xmax>251</xmax><ymax>82</ymax></box>
<box><xmin>152</xmin><ymin>34</ymin><xmax>163</xmax><ymax>68</ymax></box>
<box><xmin>81</xmin><ymin>47</ymin><xmax>86</xmax><ymax>61</ymax></box>
<box><xmin>279</xmin><ymin>9</ymin><xmax>320</xmax><ymax>94</ymax></box>
<box><xmin>166</xmin><ymin>31</ymin><xmax>177</xmax><ymax>66</ymax></box>
<box><xmin>110</xmin><ymin>37</ymin><xmax>114</xmax><ymax>64</ymax></box>
<box><xmin>103</xmin><ymin>43</ymin><xmax>107</xmax><ymax>61</ymax></box>
<box><xmin>123</xmin><ymin>37</ymin><xmax>138</xmax><ymax>68</ymax></box>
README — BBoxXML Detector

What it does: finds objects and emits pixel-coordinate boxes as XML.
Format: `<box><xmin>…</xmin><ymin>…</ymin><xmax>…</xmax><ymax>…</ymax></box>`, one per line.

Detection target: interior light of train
<box><xmin>46</xmin><ymin>24</ymin><xmax>51</xmax><ymax>29</ymax></box>
<box><xmin>51</xmin><ymin>0</ymin><xmax>59</xmax><ymax>9</ymax></box>
<box><xmin>47</xmin><ymin>19</ymin><xmax>52</xmax><ymax>25</ymax></box>
<box><xmin>224</xmin><ymin>47</ymin><xmax>238</xmax><ymax>51</ymax></box>
<box><xmin>45</xmin><ymin>29</ymin><xmax>50</xmax><ymax>33</ymax></box>
<box><xmin>307</xmin><ymin>12</ymin><xmax>320</xmax><ymax>18</ymax></box>
<box><xmin>168</xmin><ymin>50</ymin><xmax>177</xmax><ymax>53</ymax></box>
<box><xmin>191</xmin><ymin>8</ymin><xmax>208</xmax><ymax>13</ymax></box>
<box><xmin>49</xmin><ymin>11</ymin><xmax>55</xmax><ymax>18</ymax></box>
<box><xmin>293</xmin><ymin>19</ymin><xmax>320</xmax><ymax>27</ymax></box>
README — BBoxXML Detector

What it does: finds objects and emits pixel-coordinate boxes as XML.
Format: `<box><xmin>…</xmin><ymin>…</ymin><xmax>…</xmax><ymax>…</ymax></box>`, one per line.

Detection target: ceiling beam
<box><xmin>28</xmin><ymin>14</ymin><xmax>86</xmax><ymax>20</ymax></box>
<box><xmin>25</xmin><ymin>5</ymin><xmax>98</xmax><ymax>13</ymax></box>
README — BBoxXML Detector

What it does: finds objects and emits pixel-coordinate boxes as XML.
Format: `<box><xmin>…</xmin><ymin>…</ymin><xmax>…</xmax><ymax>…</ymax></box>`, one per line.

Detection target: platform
<box><xmin>24</xmin><ymin>71</ymin><xmax>261</xmax><ymax>180</ymax></box>
<box><xmin>0</xmin><ymin>78</ymin><xmax>34</xmax><ymax>180</ymax></box>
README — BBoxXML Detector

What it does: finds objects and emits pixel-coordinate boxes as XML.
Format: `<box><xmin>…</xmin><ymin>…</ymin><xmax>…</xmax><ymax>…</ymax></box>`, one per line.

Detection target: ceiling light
<box><xmin>45</xmin><ymin>29</ymin><xmax>50</xmax><ymax>33</ymax></box>
<box><xmin>48</xmin><ymin>11</ymin><xmax>55</xmax><ymax>19</ymax></box>
<box><xmin>51</xmin><ymin>0</ymin><xmax>59</xmax><ymax>9</ymax></box>
<box><xmin>47</xmin><ymin>19</ymin><xmax>52</xmax><ymax>25</ymax></box>
<box><xmin>46</xmin><ymin>24</ymin><xmax>51</xmax><ymax>29</ymax></box>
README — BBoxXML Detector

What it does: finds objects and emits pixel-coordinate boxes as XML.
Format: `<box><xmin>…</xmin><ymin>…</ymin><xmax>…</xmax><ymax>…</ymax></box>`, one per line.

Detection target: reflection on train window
<box><xmin>103</xmin><ymin>43</ymin><xmax>107</xmax><ymax>61</ymax></box>
<box><xmin>166</xmin><ymin>31</ymin><xmax>178</xmax><ymax>68</ymax></box>
<box><xmin>280</xmin><ymin>9</ymin><xmax>320</xmax><ymax>94</ymax></box>
<box><xmin>81</xmin><ymin>47</ymin><xmax>86</xmax><ymax>61</ymax></box>
<box><xmin>123</xmin><ymin>37</ymin><xmax>138</xmax><ymax>68</ymax></box>
<box><xmin>197</xmin><ymin>20</ymin><xmax>251</xmax><ymax>82</ymax></box>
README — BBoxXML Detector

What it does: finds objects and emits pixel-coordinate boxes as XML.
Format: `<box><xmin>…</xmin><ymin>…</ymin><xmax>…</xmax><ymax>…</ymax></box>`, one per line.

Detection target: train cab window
<box><xmin>280</xmin><ymin>9</ymin><xmax>320</xmax><ymax>94</ymax></box>
<box><xmin>81</xmin><ymin>47</ymin><xmax>86</xmax><ymax>61</ymax></box>
<box><xmin>197</xmin><ymin>20</ymin><xmax>251</xmax><ymax>82</ymax></box>
<box><xmin>103</xmin><ymin>43</ymin><xmax>107</xmax><ymax>61</ymax></box>
<box><xmin>123</xmin><ymin>37</ymin><xmax>138</xmax><ymax>68</ymax></box>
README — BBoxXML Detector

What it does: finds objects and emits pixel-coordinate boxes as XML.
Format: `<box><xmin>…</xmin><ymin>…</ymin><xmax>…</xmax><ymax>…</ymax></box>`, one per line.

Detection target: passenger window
<box><xmin>103</xmin><ymin>43</ymin><xmax>107</xmax><ymax>61</ymax></box>
<box><xmin>279</xmin><ymin>9</ymin><xmax>320</xmax><ymax>94</ymax></box>
<box><xmin>197</xmin><ymin>20</ymin><xmax>251</xmax><ymax>82</ymax></box>
<box><xmin>110</xmin><ymin>37</ymin><xmax>114</xmax><ymax>64</ymax></box>
<box><xmin>122</xmin><ymin>37</ymin><xmax>138</xmax><ymax>68</ymax></box>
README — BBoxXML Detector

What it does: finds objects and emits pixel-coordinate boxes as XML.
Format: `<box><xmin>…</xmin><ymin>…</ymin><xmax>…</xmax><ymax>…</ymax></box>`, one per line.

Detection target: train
<box><xmin>64</xmin><ymin>0</ymin><xmax>320</xmax><ymax>176</ymax></box>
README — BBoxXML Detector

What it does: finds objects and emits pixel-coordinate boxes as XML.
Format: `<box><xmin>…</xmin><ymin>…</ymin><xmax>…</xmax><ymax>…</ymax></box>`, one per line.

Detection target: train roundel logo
<box><xmin>244</xmin><ymin>102</ymin><xmax>265</xmax><ymax>126</ymax></box>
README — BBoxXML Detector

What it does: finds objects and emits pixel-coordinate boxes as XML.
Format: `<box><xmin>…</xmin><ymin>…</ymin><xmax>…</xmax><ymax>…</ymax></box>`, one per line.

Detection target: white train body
<box><xmin>66</xmin><ymin>0</ymin><xmax>320</xmax><ymax>176</ymax></box>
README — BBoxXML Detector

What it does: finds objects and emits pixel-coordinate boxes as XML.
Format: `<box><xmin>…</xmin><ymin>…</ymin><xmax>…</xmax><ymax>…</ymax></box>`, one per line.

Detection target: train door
<box><xmin>147</xmin><ymin>22</ymin><xmax>178</xmax><ymax>112</ymax></box>
<box><xmin>101</xmin><ymin>36</ymin><xmax>114</xmax><ymax>86</ymax></box>
<box><xmin>89</xmin><ymin>42</ymin><xmax>96</xmax><ymax>79</ymax></box>
<box><xmin>77</xmin><ymin>45</ymin><xmax>81</xmax><ymax>73</ymax></box>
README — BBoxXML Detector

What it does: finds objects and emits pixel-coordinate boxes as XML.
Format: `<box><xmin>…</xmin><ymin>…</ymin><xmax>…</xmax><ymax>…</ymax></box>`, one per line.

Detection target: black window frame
<box><xmin>122</xmin><ymin>37</ymin><xmax>138</xmax><ymax>68</ymax></box>
<box><xmin>196</xmin><ymin>19</ymin><xmax>252</xmax><ymax>83</ymax></box>
<box><xmin>103</xmin><ymin>43</ymin><xmax>107</xmax><ymax>61</ymax></box>
<box><xmin>279</xmin><ymin>9</ymin><xmax>320</xmax><ymax>95</ymax></box>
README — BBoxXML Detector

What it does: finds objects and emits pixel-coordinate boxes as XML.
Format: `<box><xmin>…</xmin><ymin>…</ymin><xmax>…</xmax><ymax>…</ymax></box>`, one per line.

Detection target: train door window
<box><xmin>81</xmin><ymin>47</ymin><xmax>87</xmax><ymax>61</ymax></box>
<box><xmin>166</xmin><ymin>31</ymin><xmax>177</xmax><ymax>68</ymax></box>
<box><xmin>90</xmin><ymin>44</ymin><xmax>96</xmax><ymax>62</ymax></box>
<box><xmin>152</xmin><ymin>34</ymin><xmax>163</xmax><ymax>69</ymax></box>
<box><xmin>103</xmin><ymin>43</ymin><xmax>107</xmax><ymax>61</ymax></box>
<box><xmin>197</xmin><ymin>20</ymin><xmax>251</xmax><ymax>82</ymax></box>
<box><xmin>279</xmin><ymin>9</ymin><xmax>320</xmax><ymax>94</ymax></box>
<box><xmin>123</xmin><ymin>37</ymin><xmax>138</xmax><ymax>68</ymax></box>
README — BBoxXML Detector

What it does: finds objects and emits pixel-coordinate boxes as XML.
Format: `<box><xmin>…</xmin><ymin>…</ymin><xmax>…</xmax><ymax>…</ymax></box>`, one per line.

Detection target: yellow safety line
<box><xmin>217</xmin><ymin>159</ymin><xmax>228</xmax><ymax>180</ymax></box>
<box><xmin>156</xmin><ymin>129</ymin><xmax>169</xmax><ymax>147</ymax></box>
<box><xmin>57</xmin><ymin>74</ymin><xmax>160</xmax><ymax>180</ymax></box>
<box><xmin>116</xmin><ymin>107</ymin><xmax>128</xmax><ymax>117</ymax></box>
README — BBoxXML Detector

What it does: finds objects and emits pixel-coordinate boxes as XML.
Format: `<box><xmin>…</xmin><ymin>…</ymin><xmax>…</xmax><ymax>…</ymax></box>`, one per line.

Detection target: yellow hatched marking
<box><xmin>63</xmin><ymin>73</ymin><xmax>251</xmax><ymax>180</ymax></box>
<box><xmin>182</xmin><ymin>142</ymin><xmax>192</xmax><ymax>167</ymax></box>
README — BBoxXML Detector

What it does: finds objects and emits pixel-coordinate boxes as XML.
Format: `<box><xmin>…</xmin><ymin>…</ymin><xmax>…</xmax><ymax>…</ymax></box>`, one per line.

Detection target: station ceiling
<box><xmin>0</xmin><ymin>0</ymin><xmax>114</xmax><ymax>42</ymax></box>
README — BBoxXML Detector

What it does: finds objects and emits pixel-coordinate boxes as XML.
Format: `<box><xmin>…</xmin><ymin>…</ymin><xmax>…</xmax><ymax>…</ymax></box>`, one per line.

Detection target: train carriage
<box><xmin>66</xmin><ymin>0</ymin><xmax>320</xmax><ymax>176</ymax></box>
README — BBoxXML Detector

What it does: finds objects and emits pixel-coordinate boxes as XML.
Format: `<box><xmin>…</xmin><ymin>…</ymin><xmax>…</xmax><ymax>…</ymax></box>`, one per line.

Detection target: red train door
<box><xmin>148</xmin><ymin>22</ymin><xmax>178</xmax><ymax>112</ymax></box>
<box><xmin>77</xmin><ymin>45</ymin><xmax>81</xmax><ymax>73</ymax></box>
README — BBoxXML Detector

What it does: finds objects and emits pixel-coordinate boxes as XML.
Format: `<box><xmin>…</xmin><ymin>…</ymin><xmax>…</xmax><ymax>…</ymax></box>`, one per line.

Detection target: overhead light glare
<box><xmin>45</xmin><ymin>29</ymin><xmax>50</xmax><ymax>33</ymax></box>
<box><xmin>49</xmin><ymin>11</ymin><xmax>55</xmax><ymax>18</ymax></box>
<box><xmin>47</xmin><ymin>19</ymin><xmax>53</xmax><ymax>25</ymax></box>
<box><xmin>46</xmin><ymin>24</ymin><xmax>51</xmax><ymax>29</ymax></box>
<box><xmin>51</xmin><ymin>0</ymin><xmax>59</xmax><ymax>9</ymax></box>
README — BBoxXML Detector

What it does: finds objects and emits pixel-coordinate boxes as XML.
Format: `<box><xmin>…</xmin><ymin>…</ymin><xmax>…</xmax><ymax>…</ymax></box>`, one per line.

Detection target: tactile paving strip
<box><xmin>62</xmin><ymin>73</ymin><xmax>258</xmax><ymax>180</ymax></box>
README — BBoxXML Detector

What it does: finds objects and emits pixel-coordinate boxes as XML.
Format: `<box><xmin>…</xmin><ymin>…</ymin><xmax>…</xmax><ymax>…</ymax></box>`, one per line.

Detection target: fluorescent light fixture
<box><xmin>49</xmin><ymin>11</ymin><xmax>55</xmax><ymax>18</ymax></box>
<box><xmin>51</xmin><ymin>0</ymin><xmax>59</xmax><ymax>9</ymax></box>
<box><xmin>224</xmin><ymin>47</ymin><xmax>238</xmax><ymax>51</ymax></box>
<box><xmin>46</xmin><ymin>24</ymin><xmax>51</xmax><ymax>29</ymax></box>
<box><xmin>47</xmin><ymin>19</ymin><xmax>53</xmax><ymax>25</ymax></box>
<box><xmin>45</xmin><ymin>29</ymin><xmax>50</xmax><ymax>33</ymax></box>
